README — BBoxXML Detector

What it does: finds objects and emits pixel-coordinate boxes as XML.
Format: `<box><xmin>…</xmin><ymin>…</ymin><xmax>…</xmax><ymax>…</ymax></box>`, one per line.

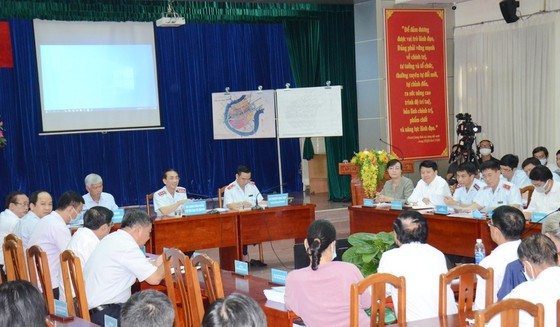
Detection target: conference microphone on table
<box><xmin>523</xmin><ymin>207</ymin><xmax>560</xmax><ymax>236</ymax></box>
<box><xmin>252</xmin><ymin>193</ymin><xmax>264</xmax><ymax>211</ymax></box>
<box><xmin>187</xmin><ymin>192</ymin><xmax>221</xmax><ymax>214</ymax></box>
<box><xmin>379</xmin><ymin>138</ymin><xmax>405</xmax><ymax>160</ymax></box>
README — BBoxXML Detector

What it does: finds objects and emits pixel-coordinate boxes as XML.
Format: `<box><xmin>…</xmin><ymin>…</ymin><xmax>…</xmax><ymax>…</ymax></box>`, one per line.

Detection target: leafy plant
<box><xmin>342</xmin><ymin>231</ymin><xmax>395</xmax><ymax>277</ymax></box>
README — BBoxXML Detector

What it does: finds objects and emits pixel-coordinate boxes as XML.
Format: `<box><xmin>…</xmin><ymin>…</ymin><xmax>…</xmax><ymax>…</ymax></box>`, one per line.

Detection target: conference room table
<box><xmin>349</xmin><ymin>205</ymin><xmax>541</xmax><ymax>257</ymax></box>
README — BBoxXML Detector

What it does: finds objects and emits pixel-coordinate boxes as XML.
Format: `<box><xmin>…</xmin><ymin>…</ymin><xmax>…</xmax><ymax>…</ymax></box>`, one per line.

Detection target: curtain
<box><xmin>454</xmin><ymin>13</ymin><xmax>560</xmax><ymax>159</ymax></box>
<box><xmin>0</xmin><ymin>20</ymin><xmax>301</xmax><ymax>204</ymax></box>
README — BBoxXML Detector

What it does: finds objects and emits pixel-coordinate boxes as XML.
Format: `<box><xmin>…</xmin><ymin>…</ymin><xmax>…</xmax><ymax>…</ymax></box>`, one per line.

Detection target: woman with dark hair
<box><xmin>0</xmin><ymin>280</ymin><xmax>49</xmax><ymax>327</ymax></box>
<box><xmin>284</xmin><ymin>220</ymin><xmax>371</xmax><ymax>327</ymax></box>
<box><xmin>375</xmin><ymin>159</ymin><xmax>414</xmax><ymax>203</ymax></box>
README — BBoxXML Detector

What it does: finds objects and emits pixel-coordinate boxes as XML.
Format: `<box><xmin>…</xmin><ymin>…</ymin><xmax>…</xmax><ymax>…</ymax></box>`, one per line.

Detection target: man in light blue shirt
<box><xmin>83</xmin><ymin>173</ymin><xmax>118</xmax><ymax>211</ymax></box>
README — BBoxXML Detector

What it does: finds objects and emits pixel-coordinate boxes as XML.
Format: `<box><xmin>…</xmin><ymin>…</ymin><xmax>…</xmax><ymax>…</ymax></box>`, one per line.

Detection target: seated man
<box><xmin>378</xmin><ymin>211</ymin><xmax>457</xmax><ymax>321</ymax></box>
<box><xmin>407</xmin><ymin>160</ymin><xmax>451</xmax><ymax>206</ymax></box>
<box><xmin>153</xmin><ymin>169</ymin><xmax>189</xmax><ymax>216</ymax></box>
<box><xmin>477</xmin><ymin>139</ymin><xmax>498</xmax><ymax>164</ymax></box>
<box><xmin>203</xmin><ymin>293</ymin><xmax>267</xmax><ymax>327</ymax></box>
<box><xmin>121</xmin><ymin>290</ymin><xmax>174</xmax><ymax>327</ymax></box>
<box><xmin>83</xmin><ymin>173</ymin><xmax>118</xmax><ymax>211</ymax></box>
<box><xmin>500</xmin><ymin>154</ymin><xmax>531</xmax><ymax>188</ymax></box>
<box><xmin>555</xmin><ymin>149</ymin><xmax>560</xmax><ymax>176</ymax></box>
<box><xmin>0</xmin><ymin>280</ymin><xmax>49</xmax><ymax>327</ymax></box>
<box><xmin>444</xmin><ymin>162</ymin><xmax>486</xmax><ymax>207</ymax></box>
<box><xmin>474</xmin><ymin>206</ymin><xmax>525</xmax><ymax>309</ymax></box>
<box><xmin>533</xmin><ymin>146</ymin><xmax>559</xmax><ymax>173</ymax></box>
<box><xmin>223</xmin><ymin>165</ymin><xmax>265</xmax><ymax>210</ymax></box>
<box><xmin>524</xmin><ymin>166</ymin><xmax>560</xmax><ymax>218</ymax></box>
<box><xmin>489</xmin><ymin>234</ymin><xmax>560</xmax><ymax>327</ymax></box>
<box><xmin>84</xmin><ymin>210</ymin><xmax>165</xmax><ymax>325</ymax></box>
<box><xmin>28</xmin><ymin>191</ymin><xmax>84</xmax><ymax>300</ymax></box>
<box><xmin>0</xmin><ymin>192</ymin><xmax>29</xmax><ymax>279</ymax></box>
<box><xmin>522</xmin><ymin>157</ymin><xmax>560</xmax><ymax>182</ymax></box>
<box><xmin>13</xmin><ymin>190</ymin><xmax>53</xmax><ymax>248</ymax></box>
<box><xmin>463</xmin><ymin>160</ymin><xmax>522</xmax><ymax>212</ymax></box>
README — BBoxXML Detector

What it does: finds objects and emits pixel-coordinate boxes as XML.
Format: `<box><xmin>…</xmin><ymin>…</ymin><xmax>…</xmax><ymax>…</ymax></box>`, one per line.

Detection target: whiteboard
<box><xmin>276</xmin><ymin>86</ymin><xmax>343</xmax><ymax>138</ymax></box>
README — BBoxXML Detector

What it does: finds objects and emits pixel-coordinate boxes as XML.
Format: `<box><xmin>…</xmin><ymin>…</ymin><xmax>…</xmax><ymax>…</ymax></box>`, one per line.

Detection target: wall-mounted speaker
<box><xmin>500</xmin><ymin>0</ymin><xmax>520</xmax><ymax>24</ymax></box>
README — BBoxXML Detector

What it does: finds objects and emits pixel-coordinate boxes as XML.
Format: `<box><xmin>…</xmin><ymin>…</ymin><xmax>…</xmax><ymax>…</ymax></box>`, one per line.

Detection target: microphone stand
<box><xmin>523</xmin><ymin>207</ymin><xmax>560</xmax><ymax>236</ymax></box>
<box><xmin>251</xmin><ymin>193</ymin><xmax>264</xmax><ymax>211</ymax></box>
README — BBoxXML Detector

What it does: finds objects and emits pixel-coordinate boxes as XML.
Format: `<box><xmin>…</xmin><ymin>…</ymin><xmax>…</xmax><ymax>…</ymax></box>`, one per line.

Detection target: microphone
<box><xmin>379</xmin><ymin>138</ymin><xmax>404</xmax><ymax>160</ymax></box>
<box><xmin>251</xmin><ymin>193</ymin><xmax>264</xmax><ymax>211</ymax></box>
<box><xmin>522</xmin><ymin>207</ymin><xmax>560</xmax><ymax>236</ymax></box>
<box><xmin>207</xmin><ymin>196</ymin><xmax>220</xmax><ymax>215</ymax></box>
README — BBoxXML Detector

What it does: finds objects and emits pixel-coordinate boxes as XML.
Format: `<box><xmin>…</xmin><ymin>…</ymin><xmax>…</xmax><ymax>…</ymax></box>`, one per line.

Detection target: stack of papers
<box><xmin>263</xmin><ymin>286</ymin><xmax>285</xmax><ymax>304</ymax></box>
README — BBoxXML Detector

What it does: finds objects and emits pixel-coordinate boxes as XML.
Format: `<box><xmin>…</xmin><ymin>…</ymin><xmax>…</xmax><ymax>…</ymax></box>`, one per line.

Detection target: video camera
<box><xmin>449</xmin><ymin>113</ymin><xmax>482</xmax><ymax>178</ymax></box>
<box><xmin>456</xmin><ymin>113</ymin><xmax>482</xmax><ymax>137</ymax></box>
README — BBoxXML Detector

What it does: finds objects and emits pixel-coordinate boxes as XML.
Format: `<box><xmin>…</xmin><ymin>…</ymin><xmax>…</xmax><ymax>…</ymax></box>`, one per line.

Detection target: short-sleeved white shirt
<box><xmin>473</xmin><ymin>180</ymin><xmax>522</xmax><ymax>209</ymax></box>
<box><xmin>13</xmin><ymin>211</ymin><xmax>40</xmax><ymax>249</ymax></box>
<box><xmin>153</xmin><ymin>186</ymin><xmax>187</xmax><ymax>216</ymax></box>
<box><xmin>526</xmin><ymin>180</ymin><xmax>560</xmax><ymax>214</ymax></box>
<box><xmin>407</xmin><ymin>175</ymin><xmax>452</xmax><ymax>204</ymax></box>
<box><xmin>83</xmin><ymin>192</ymin><xmax>118</xmax><ymax>211</ymax></box>
<box><xmin>474</xmin><ymin>240</ymin><xmax>521</xmax><ymax>310</ymax></box>
<box><xmin>0</xmin><ymin>209</ymin><xmax>20</xmax><ymax>265</ymax></box>
<box><xmin>84</xmin><ymin>229</ymin><xmax>157</xmax><ymax>308</ymax></box>
<box><xmin>501</xmin><ymin>169</ymin><xmax>532</xmax><ymax>189</ymax></box>
<box><xmin>28</xmin><ymin>211</ymin><xmax>71</xmax><ymax>289</ymax></box>
<box><xmin>223</xmin><ymin>180</ymin><xmax>263</xmax><ymax>208</ymax></box>
<box><xmin>452</xmin><ymin>179</ymin><xmax>486</xmax><ymax>205</ymax></box>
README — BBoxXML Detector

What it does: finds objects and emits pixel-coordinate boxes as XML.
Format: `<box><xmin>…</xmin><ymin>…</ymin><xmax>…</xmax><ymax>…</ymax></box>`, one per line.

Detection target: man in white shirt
<box><xmin>0</xmin><ymin>192</ymin><xmax>29</xmax><ymax>280</ymax></box>
<box><xmin>444</xmin><ymin>162</ymin><xmax>486</xmax><ymax>206</ymax></box>
<box><xmin>488</xmin><ymin>234</ymin><xmax>560</xmax><ymax>327</ymax></box>
<box><xmin>533</xmin><ymin>146</ymin><xmax>559</xmax><ymax>173</ymax></box>
<box><xmin>13</xmin><ymin>190</ymin><xmax>53</xmax><ymax>248</ymax></box>
<box><xmin>474</xmin><ymin>206</ymin><xmax>525</xmax><ymax>310</ymax></box>
<box><xmin>223</xmin><ymin>165</ymin><xmax>265</xmax><ymax>210</ymax></box>
<box><xmin>84</xmin><ymin>210</ymin><xmax>165</xmax><ymax>325</ymax></box>
<box><xmin>28</xmin><ymin>191</ymin><xmax>84</xmax><ymax>300</ymax></box>
<box><xmin>378</xmin><ymin>211</ymin><xmax>457</xmax><ymax>321</ymax></box>
<box><xmin>82</xmin><ymin>173</ymin><xmax>118</xmax><ymax>211</ymax></box>
<box><xmin>522</xmin><ymin>157</ymin><xmax>560</xmax><ymax>183</ymax></box>
<box><xmin>524</xmin><ymin>166</ymin><xmax>560</xmax><ymax>218</ymax></box>
<box><xmin>153</xmin><ymin>169</ymin><xmax>189</xmax><ymax>216</ymax></box>
<box><xmin>500</xmin><ymin>154</ymin><xmax>532</xmax><ymax>189</ymax></box>
<box><xmin>407</xmin><ymin>160</ymin><xmax>451</xmax><ymax>205</ymax></box>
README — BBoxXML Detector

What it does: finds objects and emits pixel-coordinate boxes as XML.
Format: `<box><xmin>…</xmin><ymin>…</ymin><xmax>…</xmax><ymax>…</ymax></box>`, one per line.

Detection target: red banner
<box><xmin>385</xmin><ymin>9</ymin><xmax>449</xmax><ymax>160</ymax></box>
<box><xmin>0</xmin><ymin>22</ymin><xmax>14</xmax><ymax>68</ymax></box>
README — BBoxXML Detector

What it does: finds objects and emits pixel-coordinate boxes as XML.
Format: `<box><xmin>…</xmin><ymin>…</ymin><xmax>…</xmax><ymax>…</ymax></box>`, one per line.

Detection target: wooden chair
<box><xmin>164</xmin><ymin>248</ymin><xmax>204</xmax><ymax>327</ymax></box>
<box><xmin>350</xmin><ymin>273</ymin><xmax>406</xmax><ymax>327</ymax></box>
<box><xmin>146</xmin><ymin>193</ymin><xmax>154</xmax><ymax>216</ymax></box>
<box><xmin>520</xmin><ymin>185</ymin><xmax>535</xmax><ymax>207</ymax></box>
<box><xmin>60</xmin><ymin>250</ymin><xmax>90</xmax><ymax>321</ymax></box>
<box><xmin>218</xmin><ymin>186</ymin><xmax>264</xmax><ymax>263</ymax></box>
<box><xmin>439</xmin><ymin>264</ymin><xmax>494</xmax><ymax>316</ymax></box>
<box><xmin>27</xmin><ymin>245</ymin><xmax>55</xmax><ymax>315</ymax></box>
<box><xmin>191</xmin><ymin>254</ymin><xmax>224</xmax><ymax>304</ymax></box>
<box><xmin>3</xmin><ymin>234</ymin><xmax>29</xmax><ymax>282</ymax></box>
<box><xmin>474</xmin><ymin>298</ymin><xmax>544</xmax><ymax>327</ymax></box>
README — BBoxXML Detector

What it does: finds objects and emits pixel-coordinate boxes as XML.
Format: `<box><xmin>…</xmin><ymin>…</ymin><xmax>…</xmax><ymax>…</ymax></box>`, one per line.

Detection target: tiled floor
<box><xmin>197</xmin><ymin>192</ymin><xmax>351</xmax><ymax>279</ymax></box>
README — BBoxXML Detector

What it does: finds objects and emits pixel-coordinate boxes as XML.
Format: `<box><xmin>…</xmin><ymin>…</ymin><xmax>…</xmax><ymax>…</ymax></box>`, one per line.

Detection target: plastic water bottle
<box><xmin>474</xmin><ymin>239</ymin><xmax>485</xmax><ymax>264</ymax></box>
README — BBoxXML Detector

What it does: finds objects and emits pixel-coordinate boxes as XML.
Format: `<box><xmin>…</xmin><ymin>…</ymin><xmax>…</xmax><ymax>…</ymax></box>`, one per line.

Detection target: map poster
<box><xmin>385</xmin><ymin>9</ymin><xmax>449</xmax><ymax>160</ymax></box>
<box><xmin>212</xmin><ymin>90</ymin><xmax>276</xmax><ymax>139</ymax></box>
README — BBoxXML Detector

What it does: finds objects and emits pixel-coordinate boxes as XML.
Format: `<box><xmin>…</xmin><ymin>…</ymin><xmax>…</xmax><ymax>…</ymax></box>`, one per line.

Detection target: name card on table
<box><xmin>435</xmin><ymin>205</ymin><xmax>448</xmax><ymax>215</ymax></box>
<box><xmin>391</xmin><ymin>201</ymin><xmax>403</xmax><ymax>210</ymax></box>
<box><xmin>271</xmin><ymin>268</ymin><xmax>287</xmax><ymax>285</ymax></box>
<box><xmin>234</xmin><ymin>260</ymin><xmax>249</xmax><ymax>276</ymax></box>
<box><xmin>112</xmin><ymin>209</ymin><xmax>125</xmax><ymax>223</ymax></box>
<box><xmin>472</xmin><ymin>210</ymin><xmax>485</xmax><ymax>219</ymax></box>
<box><xmin>363</xmin><ymin>198</ymin><xmax>374</xmax><ymax>207</ymax></box>
<box><xmin>531</xmin><ymin>212</ymin><xmax>546</xmax><ymax>223</ymax></box>
<box><xmin>183</xmin><ymin>201</ymin><xmax>207</xmax><ymax>216</ymax></box>
<box><xmin>54</xmin><ymin>299</ymin><xmax>69</xmax><ymax>318</ymax></box>
<box><xmin>105</xmin><ymin>315</ymin><xmax>118</xmax><ymax>327</ymax></box>
<box><xmin>268</xmin><ymin>193</ymin><xmax>288</xmax><ymax>208</ymax></box>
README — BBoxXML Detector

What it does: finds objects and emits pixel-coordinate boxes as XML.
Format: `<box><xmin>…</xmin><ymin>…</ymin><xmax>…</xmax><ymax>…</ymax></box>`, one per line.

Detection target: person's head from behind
<box><xmin>121</xmin><ymin>210</ymin><xmax>153</xmax><ymax>247</ymax></box>
<box><xmin>84</xmin><ymin>206</ymin><xmax>114</xmax><ymax>240</ymax></box>
<box><xmin>456</xmin><ymin>162</ymin><xmax>477</xmax><ymax>188</ymax></box>
<box><xmin>56</xmin><ymin>191</ymin><xmax>85</xmax><ymax>224</ymax></box>
<box><xmin>522</xmin><ymin>157</ymin><xmax>541</xmax><ymax>177</ymax></box>
<box><xmin>387</xmin><ymin>159</ymin><xmax>403</xmax><ymax>180</ymax></box>
<box><xmin>541</xmin><ymin>213</ymin><xmax>560</xmax><ymax>255</ymax></box>
<box><xmin>499</xmin><ymin>154</ymin><xmax>519</xmax><ymax>181</ymax></box>
<box><xmin>29</xmin><ymin>190</ymin><xmax>53</xmax><ymax>218</ymax></box>
<box><xmin>0</xmin><ymin>280</ymin><xmax>48</xmax><ymax>327</ymax></box>
<box><xmin>479</xmin><ymin>159</ymin><xmax>501</xmax><ymax>188</ymax></box>
<box><xmin>121</xmin><ymin>290</ymin><xmax>174</xmax><ymax>327</ymax></box>
<box><xmin>419</xmin><ymin>160</ymin><xmax>438</xmax><ymax>184</ymax></box>
<box><xmin>393</xmin><ymin>210</ymin><xmax>428</xmax><ymax>246</ymax></box>
<box><xmin>532</xmin><ymin>146</ymin><xmax>549</xmax><ymax>165</ymax></box>
<box><xmin>517</xmin><ymin>234</ymin><xmax>558</xmax><ymax>280</ymax></box>
<box><xmin>304</xmin><ymin>219</ymin><xmax>336</xmax><ymax>270</ymax></box>
<box><xmin>489</xmin><ymin>206</ymin><xmax>525</xmax><ymax>244</ymax></box>
<box><xmin>202</xmin><ymin>293</ymin><xmax>267</xmax><ymax>327</ymax></box>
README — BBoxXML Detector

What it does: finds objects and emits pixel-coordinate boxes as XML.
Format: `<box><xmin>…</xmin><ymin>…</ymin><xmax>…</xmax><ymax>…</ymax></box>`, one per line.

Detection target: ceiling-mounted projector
<box><xmin>156</xmin><ymin>16</ymin><xmax>185</xmax><ymax>27</ymax></box>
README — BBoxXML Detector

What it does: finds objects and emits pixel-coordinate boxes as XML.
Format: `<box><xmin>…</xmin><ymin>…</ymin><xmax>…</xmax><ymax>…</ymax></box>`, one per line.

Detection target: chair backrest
<box><xmin>474</xmin><ymin>298</ymin><xmax>544</xmax><ymax>327</ymax></box>
<box><xmin>217</xmin><ymin>186</ymin><xmax>227</xmax><ymax>208</ymax></box>
<box><xmin>520</xmin><ymin>185</ymin><xmax>534</xmax><ymax>207</ymax></box>
<box><xmin>439</xmin><ymin>264</ymin><xmax>494</xmax><ymax>316</ymax></box>
<box><xmin>3</xmin><ymin>233</ymin><xmax>29</xmax><ymax>282</ymax></box>
<box><xmin>350</xmin><ymin>273</ymin><xmax>406</xmax><ymax>327</ymax></box>
<box><xmin>164</xmin><ymin>248</ymin><xmax>204</xmax><ymax>327</ymax></box>
<box><xmin>60</xmin><ymin>250</ymin><xmax>90</xmax><ymax>321</ymax></box>
<box><xmin>26</xmin><ymin>245</ymin><xmax>55</xmax><ymax>315</ymax></box>
<box><xmin>191</xmin><ymin>254</ymin><xmax>224</xmax><ymax>304</ymax></box>
<box><xmin>146</xmin><ymin>193</ymin><xmax>154</xmax><ymax>216</ymax></box>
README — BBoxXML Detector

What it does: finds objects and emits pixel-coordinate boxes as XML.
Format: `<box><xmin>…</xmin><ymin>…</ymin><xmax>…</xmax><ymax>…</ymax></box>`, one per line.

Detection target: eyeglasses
<box><xmin>14</xmin><ymin>202</ymin><xmax>29</xmax><ymax>207</ymax></box>
<box><xmin>487</xmin><ymin>220</ymin><xmax>495</xmax><ymax>228</ymax></box>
